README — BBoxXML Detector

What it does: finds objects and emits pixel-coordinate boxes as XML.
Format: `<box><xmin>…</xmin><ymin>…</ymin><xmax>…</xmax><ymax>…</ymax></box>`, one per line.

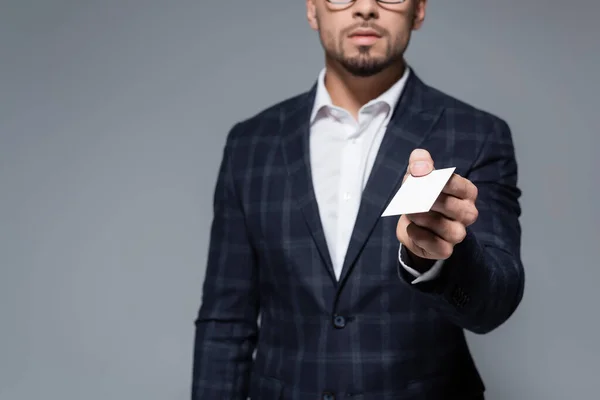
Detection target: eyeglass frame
<box><xmin>325</xmin><ymin>0</ymin><xmax>407</xmax><ymax>4</ymax></box>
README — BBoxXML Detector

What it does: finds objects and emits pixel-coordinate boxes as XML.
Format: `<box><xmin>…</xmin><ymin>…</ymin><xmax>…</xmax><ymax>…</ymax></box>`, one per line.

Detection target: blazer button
<box><xmin>322</xmin><ymin>391</ymin><xmax>335</xmax><ymax>400</ymax></box>
<box><xmin>333</xmin><ymin>315</ymin><xmax>346</xmax><ymax>329</ymax></box>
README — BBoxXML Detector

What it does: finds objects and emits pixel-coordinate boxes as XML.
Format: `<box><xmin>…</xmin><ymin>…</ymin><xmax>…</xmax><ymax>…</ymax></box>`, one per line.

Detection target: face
<box><xmin>307</xmin><ymin>0</ymin><xmax>427</xmax><ymax>77</ymax></box>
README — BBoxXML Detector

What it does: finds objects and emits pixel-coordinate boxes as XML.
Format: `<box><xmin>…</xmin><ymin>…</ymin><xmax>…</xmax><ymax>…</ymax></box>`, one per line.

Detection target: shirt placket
<box><xmin>334</xmin><ymin>115</ymin><xmax>369</xmax><ymax>278</ymax></box>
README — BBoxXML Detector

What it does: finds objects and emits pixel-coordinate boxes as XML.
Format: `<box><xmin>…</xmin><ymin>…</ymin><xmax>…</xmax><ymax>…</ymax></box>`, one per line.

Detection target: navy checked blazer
<box><xmin>192</xmin><ymin>70</ymin><xmax>524</xmax><ymax>400</ymax></box>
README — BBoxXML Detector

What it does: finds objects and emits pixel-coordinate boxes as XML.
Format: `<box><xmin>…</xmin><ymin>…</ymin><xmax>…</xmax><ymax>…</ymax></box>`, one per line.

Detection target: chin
<box><xmin>342</xmin><ymin>61</ymin><xmax>388</xmax><ymax>77</ymax></box>
<box><xmin>351</xmin><ymin>53</ymin><xmax>387</xmax><ymax>66</ymax></box>
<box><xmin>351</xmin><ymin>46</ymin><xmax>388</xmax><ymax>61</ymax></box>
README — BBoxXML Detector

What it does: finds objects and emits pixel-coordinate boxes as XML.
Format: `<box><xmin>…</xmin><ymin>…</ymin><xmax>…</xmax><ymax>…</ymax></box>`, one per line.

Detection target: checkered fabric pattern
<box><xmin>191</xmin><ymin>71</ymin><xmax>524</xmax><ymax>400</ymax></box>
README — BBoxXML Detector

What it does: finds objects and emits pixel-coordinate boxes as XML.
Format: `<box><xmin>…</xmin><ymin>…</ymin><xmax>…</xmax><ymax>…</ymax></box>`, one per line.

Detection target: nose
<box><xmin>352</xmin><ymin>0</ymin><xmax>380</xmax><ymax>20</ymax></box>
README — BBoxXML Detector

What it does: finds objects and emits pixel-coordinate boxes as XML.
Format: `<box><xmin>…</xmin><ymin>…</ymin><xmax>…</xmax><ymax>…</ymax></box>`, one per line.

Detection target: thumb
<box><xmin>406</xmin><ymin>148</ymin><xmax>434</xmax><ymax>178</ymax></box>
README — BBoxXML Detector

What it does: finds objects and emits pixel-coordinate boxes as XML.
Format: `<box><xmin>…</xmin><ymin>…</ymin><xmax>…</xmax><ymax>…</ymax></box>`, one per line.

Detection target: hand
<box><xmin>396</xmin><ymin>149</ymin><xmax>479</xmax><ymax>264</ymax></box>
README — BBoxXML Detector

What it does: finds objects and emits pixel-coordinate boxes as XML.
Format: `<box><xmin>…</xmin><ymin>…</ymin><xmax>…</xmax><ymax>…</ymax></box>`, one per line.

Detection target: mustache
<box><xmin>343</xmin><ymin>22</ymin><xmax>388</xmax><ymax>36</ymax></box>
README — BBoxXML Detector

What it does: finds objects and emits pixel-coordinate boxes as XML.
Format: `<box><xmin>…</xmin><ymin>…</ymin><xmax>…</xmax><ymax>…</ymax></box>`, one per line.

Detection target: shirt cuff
<box><xmin>398</xmin><ymin>244</ymin><xmax>445</xmax><ymax>284</ymax></box>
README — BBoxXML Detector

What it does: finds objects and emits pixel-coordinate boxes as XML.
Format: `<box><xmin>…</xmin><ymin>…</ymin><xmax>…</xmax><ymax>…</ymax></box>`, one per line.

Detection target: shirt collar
<box><xmin>310</xmin><ymin>65</ymin><xmax>411</xmax><ymax>124</ymax></box>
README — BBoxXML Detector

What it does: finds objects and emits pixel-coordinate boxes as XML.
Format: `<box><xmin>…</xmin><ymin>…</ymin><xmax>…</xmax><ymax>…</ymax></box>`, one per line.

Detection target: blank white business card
<box><xmin>381</xmin><ymin>167</ymin><xmax>456</xmax><ymax>216</ymax></box>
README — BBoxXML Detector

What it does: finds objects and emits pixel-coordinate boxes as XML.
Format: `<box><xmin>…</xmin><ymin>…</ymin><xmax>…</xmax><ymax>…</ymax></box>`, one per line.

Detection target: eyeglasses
<box><xmin>326</xmin><ymin>0</ymin><xmax>407</xmax><ymax>4</ymax></box>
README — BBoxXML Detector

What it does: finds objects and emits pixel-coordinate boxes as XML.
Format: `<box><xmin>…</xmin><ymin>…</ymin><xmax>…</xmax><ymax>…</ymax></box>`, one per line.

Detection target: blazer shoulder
<box><xmin>420</xmin><ymin>81</ymin><xmax>510</xmax><ymax>130</ymax></box>
<box><xmin>226</xmin><ymin>90</ymin><xmax>312</xmax><ymax>144</ymax></box>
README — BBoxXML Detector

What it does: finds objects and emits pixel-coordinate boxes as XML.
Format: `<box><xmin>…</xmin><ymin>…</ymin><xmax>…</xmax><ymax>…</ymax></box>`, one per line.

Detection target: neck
<box><xmin>323</xmin><ymin>57</ymin><xmax>406</xmax><ymax>119</ymax></box>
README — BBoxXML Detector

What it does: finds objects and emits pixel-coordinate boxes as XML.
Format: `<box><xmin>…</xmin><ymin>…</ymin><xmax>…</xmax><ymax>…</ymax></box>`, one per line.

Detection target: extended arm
<box><xmin>397</xmin><ymin>117</ymin><xmax>525</xmax><ymax>334</ymax></box>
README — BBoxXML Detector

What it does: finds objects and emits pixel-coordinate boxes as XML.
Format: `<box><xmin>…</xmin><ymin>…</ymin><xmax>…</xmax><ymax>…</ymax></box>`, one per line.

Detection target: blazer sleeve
<box><xmin>397</xmin><ymin>116</ymin><xmax>525</xmax><ymax>334</ymax></box>
<box><xmin>191</xmin><ymin>123</ymin><xmax>259</xmax><ymax>399</ymax></box>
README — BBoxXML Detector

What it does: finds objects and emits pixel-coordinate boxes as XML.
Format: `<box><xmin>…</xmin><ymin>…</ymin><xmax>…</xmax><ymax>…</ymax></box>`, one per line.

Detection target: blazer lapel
<box><xmin>280</xmin><ymin>85</ymin><xmax>338</xmax><ymax>284</ymax></box>
<box><xmin>337</xmin><ymin>73</ymin><xmax>443</xmax><ymax>286</ymax></box>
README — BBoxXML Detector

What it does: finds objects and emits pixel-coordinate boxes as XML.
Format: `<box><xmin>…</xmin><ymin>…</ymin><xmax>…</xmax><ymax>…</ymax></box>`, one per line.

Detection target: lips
<box><xmin>349</xmin><ymin>29</ymin><xmax>381</xmax><ymax>45</ymax></box>
<box><xmin>349</xmin><ymin>28</ymin><xmax>381</xmax><ymax>38</ymax></box>
<box><xmin>348</xmin><ymin>27</ymin><xmax>382</xmax><ymax>45</ymax></box>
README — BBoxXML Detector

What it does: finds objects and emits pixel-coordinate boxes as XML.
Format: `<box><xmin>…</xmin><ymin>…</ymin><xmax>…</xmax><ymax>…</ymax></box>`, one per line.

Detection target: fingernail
<box><xmin>411</xmin><ymin>161</ymin><xmax>431</xmax><ymax>174</ymax></box>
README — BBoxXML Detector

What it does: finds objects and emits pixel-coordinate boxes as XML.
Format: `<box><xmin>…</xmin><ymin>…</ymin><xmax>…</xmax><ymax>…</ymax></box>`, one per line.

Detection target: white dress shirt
<box><xmin>309</xmin><ymin>66</ymin><xmax>444</xmax><ymax>284</ymax></box>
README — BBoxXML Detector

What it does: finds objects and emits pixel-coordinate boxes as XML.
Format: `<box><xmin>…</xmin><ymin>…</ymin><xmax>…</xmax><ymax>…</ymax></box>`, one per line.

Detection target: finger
<box><xmin>442</xmin><ymin>174</ymin><xmax>478</xmax><ymax>201</ymax></box>
<box><xmin>406</xmin><ymin>222</ymin><xmax>454</xmax><ymax>260</ymax></box>
<box><xmin>430</xmin><ymin>193</ymin><xmax>462</xmax><ymax>220</ymax></box>
<box><xmin>406</xmin><ymin>211</ymin><xmax>467</xmax><ymax>245</ymax></box>
<box><xmin>396</xmin><ymin>213</ymin><xmax>410</xmax><ymax>243</ymax></box>
<box><xmin>430</xmin><ymin>193</ymin><xmax>479</xmax><ymax>226</ymax></box>
<box><xmin>405</xmin><ymin>148</ymin><xmax>434</xmax><ymax>179</ymax></box>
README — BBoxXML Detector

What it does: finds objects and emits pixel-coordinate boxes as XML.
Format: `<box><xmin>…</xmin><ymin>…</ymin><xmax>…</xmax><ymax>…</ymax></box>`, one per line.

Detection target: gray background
<box><xmin>1</xmin><ymin>1</ymin><xmax>598</xmax><ymax>399</ymax></box>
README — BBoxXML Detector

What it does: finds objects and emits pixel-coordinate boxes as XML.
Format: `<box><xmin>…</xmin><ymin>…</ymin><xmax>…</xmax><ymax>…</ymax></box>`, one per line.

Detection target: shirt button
<box><xmin>343</xmin><ymin>192</ymin><xmax>351</xmax><ymax>201</ymax></box>
<box><xmin>333</xmin><ymin>315</ymin><xmax>346</xmax><ymax>329</ymax></box>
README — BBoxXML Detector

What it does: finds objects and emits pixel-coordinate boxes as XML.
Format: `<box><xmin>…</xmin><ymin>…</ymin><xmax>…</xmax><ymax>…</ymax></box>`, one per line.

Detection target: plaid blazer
<box><xmin>192</xmin><ymin>70</ymin><xmax>524</xmax><ymax>400</ymax></box>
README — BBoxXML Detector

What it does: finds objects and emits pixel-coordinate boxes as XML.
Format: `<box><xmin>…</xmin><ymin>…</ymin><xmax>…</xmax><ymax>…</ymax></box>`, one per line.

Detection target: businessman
<box><xmin>192</xmin><ymin>0</ymin><xmax>524</xmax><ymax>399</ymax></box>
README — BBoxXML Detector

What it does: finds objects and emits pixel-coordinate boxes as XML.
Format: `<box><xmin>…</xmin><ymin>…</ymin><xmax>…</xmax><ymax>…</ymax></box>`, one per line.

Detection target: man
<box><xmin>192</xmin><ymin>0</ymin><xmax>524</xmax><ymax>399</ymax></box>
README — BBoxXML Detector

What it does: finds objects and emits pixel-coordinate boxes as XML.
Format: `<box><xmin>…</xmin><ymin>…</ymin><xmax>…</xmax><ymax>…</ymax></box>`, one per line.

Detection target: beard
<box><xmin>318</xmin><ymin>21</ymin><xmax>407</xmax><ymax>77</ymax></box>
<box><xmin>317</xmin><ymin>15</ymin><xmax>408</xmax><ymax>78</ymax></box>
<box><xmin>333</xmin><ymin>44</ymin><xmax>402</xmax><ymax>77</ymax></box>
